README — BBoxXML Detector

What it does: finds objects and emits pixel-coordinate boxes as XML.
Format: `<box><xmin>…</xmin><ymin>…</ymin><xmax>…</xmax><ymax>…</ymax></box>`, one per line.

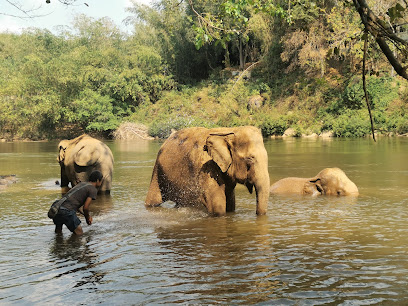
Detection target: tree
<box><xmin>351</xmin><ymin>0</ymin><xmax>408</xmax><ymax>80</ymax></box>
<box><xmin>348</xmin><ymin>0</ymin><xmax>408</xmax><ymax>141</ymax></box>
<box><xmin>188</xmin><ymin>0</ymin><xmax>285</xmax><ymax>69</ymax></box>
<box><xmin>127</xmin><ymin>0</ymin><xmax>222</xmax><ymax>82</ymax></box>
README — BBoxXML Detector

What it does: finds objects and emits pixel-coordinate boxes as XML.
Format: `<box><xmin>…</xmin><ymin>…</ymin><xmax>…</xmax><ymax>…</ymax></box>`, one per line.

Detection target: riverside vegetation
<box><xmin>1</xmin><ymin>0</ymin><xmax>407</xmax><ymax>140</ymax></box>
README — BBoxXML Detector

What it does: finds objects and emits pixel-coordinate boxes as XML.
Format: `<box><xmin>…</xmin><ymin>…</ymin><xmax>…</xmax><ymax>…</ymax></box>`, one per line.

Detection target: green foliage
<box><xmin>288</xmin><ymin>0</ymin><xmax>320</xmax><ymax>24</ymax></box>
<box><xmin>0</xmin><ymin>1</ymin><xmax>407</xmax><ymax>140</ymax></box>
<box><xmin>68</xmin><ymin>89</ymin><xmax>120</xmax><ymax>132</ymax></box>
<box><xmin>189</xmin><ymin>0</ymin><xmax>285</xmax><ymax>69</ymax></box>
<box><xmin>395</xmin><ymin>117</ymin><xmax>408</xmax><ymax>134</ymax></box>
<box><xmin>382</xmin><ymin>114</ymin><xmax>408</xmax><ymax>135</ymax></box>
<box><xmin>387</xmin><ymin>3</ymin><xmax>406</xmax><ymax>23</ymax></box>
<box><xmin>327</xmin><ymin>76</ymin><xmax>400</xmax><ymax>113</ymax></box>
<box><xmin>130</xmin><ymin>1</ymin><xmax>220</xmax><ymax>83</ymax></box>
<box><xmin>0</xmin><ymin>15</ymin><xmax>176</xmax><ymax>139</ymax></box>
<box><xmin>259</xmin><ymin>117</ymin><xmax>288</xmax><ymax>136</ymax></box>
<box><xmin>149</xmin><ymin>115</ymin><xmax>216</xmax><ymax>139</ymax></box>
<box><xmin>331</xmin><ymin>110</ymin><xmax>371</xmax><ymax>137</ymax></box>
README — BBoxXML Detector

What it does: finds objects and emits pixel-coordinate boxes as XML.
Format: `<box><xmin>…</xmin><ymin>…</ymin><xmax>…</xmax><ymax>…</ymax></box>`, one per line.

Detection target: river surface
<box><xmin>0</xmin><ymin>137</ymin><xmax>407</xmax><ymax>305</ymax></box>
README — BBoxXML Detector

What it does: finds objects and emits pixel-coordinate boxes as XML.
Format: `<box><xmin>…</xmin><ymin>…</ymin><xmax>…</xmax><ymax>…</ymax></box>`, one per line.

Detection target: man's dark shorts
<box><xmin>53</xmin><ymin>207</ymin><xmax>81</xmax><ymax>232</ymax></box>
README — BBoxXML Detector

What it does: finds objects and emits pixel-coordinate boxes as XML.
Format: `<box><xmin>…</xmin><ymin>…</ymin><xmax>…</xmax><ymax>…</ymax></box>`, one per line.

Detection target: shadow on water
<box><xmin>49</xmin><ymin>234</ymin><xmax>105</xmax><ymax>289</ymax></box>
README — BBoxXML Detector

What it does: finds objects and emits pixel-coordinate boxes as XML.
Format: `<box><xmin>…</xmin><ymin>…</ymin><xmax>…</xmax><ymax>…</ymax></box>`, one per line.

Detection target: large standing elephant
<box><xmin>58</xmin><ymin>134</ymin><xmax>114</xmax><ymax>194</ymax></box>
<box><xmin>145</xmin><ymin>126</ymin><xmax>270</xmax><ymax>216</ymax></box>
<box><xmin>270</xmin><ymin>167</ymin><xmax>359</xmax><ymax>196</ymax></box>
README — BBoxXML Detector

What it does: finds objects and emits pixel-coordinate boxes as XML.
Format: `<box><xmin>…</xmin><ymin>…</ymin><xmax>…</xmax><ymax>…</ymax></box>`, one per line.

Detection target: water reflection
<box><xmin>150</xmin><ymin>214</ymin><xmax>280</xmax><ymax>304</ymax></box>
<box><xmin>49</xmin><ymin>234</ymin><xmax>105</xmax><ymax>289</ymax></box>
<box><xmin>113</xmin><ymin>139</ymin><xmax>152</xmax><ymax>153</ymax></box>
<box><xmin>89</xmin><ymin>194</ymin><xmax>113</xmax><ymax>216</ymax></box>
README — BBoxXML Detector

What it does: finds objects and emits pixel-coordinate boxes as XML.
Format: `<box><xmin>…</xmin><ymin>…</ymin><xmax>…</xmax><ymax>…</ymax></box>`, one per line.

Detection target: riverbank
<box><xmin>1</xmin><ymin>74</ymin><xmax>407</xmax><ymax>142</ymax></box>
<box><xmin>1</xmin><ymin>128</ymin><xmax>407</xmax><ymax>142</ymax></box>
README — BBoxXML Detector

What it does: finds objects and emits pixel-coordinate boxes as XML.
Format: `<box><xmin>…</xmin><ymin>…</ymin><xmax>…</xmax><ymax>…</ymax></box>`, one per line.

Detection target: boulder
<box><xmin>0</xmin><ymin>175</ymin><xmax>17</xmax><ymax>190</ymax></box>
<box><xmin>247</xmin><ymin>95</ymin><xmax>264</xmax><ymax>110</ymax></box>
<box><xmin>320</xmin><ymin>131</ymin><xmax>335</xmax><ymax>138</ymax></box>
<box><xmin>283</xmin><ymin>128</ymin><xmax>297</xmax><ymax>137</ymax></box>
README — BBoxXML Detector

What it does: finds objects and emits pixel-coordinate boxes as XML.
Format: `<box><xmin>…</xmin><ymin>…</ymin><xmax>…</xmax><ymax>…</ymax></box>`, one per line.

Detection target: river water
<box><xmin>0</xmin><ymin>137</ymin><xmax>407</xmax><ymax>304</ymax></box>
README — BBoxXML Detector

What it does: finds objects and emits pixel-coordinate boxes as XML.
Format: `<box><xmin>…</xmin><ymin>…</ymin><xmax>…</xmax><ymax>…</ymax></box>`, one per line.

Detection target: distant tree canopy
<box><xmin>0</xmin><ymin>14</ymin><xmax>175</xmax><ymax>138</ymax></box>
<box><xmin>0</xmin><ymin>0</ymin><xmax>407</xmax><ymax>139</ymax></box>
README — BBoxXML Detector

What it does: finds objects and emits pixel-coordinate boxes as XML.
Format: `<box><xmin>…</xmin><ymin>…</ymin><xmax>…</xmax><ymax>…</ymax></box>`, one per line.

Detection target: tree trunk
<box><xmin>239</xmin><ymin>35</ymin><xmax>244</xmax><ymax>70</ymax></box>
<box><xmin>224</xmin><ymin>42</ymin><xmax>230</xmax><ymax>68</ymax></box>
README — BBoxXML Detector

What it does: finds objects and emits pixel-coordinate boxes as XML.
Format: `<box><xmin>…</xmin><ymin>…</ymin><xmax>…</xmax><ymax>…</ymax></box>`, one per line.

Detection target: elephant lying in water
<box><xmin>270</xmin><ymin>167</ymin><xmax>359</xmax><ymax>196</ymax></box>
<box><xmin>58</xmin><ymin>134</ymin><xmax>114</xmax><ymax>194</ymax></box>
<box><xmin>145</xmin><ymin>126</ymin><xmax>270</xmax><ymax>216</ymax></box>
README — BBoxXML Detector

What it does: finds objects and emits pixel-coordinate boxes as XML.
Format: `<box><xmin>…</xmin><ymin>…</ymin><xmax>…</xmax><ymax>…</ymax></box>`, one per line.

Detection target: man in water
<box><xmin>53</xmin><ymin>170</ymin><xmax>103</xmax><ymax>235</ymax></box>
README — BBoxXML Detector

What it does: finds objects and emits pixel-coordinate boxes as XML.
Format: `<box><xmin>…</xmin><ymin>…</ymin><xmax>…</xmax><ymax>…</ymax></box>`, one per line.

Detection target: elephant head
<box><xmin>58</xmin><ymin>139</ymin><xmax>70</xmax><ymax>163</ymax></box>
<box><xmin>204</xmin><ymin>127</ymin><xmax>270</xmax><ymax>215</ymax></box>
<box><xmin>305</xmin><ymin>168</ymin><xmax>359</xmax><ymax>196</ymax></box>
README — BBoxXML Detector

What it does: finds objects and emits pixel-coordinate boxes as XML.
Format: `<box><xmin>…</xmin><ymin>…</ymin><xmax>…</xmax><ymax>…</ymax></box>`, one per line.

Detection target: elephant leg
<box><xmin>73</xmin><ymin>165</ymin><xmax>90</xmax><ymax>185</ymax></box>
<box><xmin>60</xmin><ymin>164</ymin><xmax>70</xmax><ymax>188</ymax></box>
<box><xmin>205</xmin><ymin>184</ymin><xmax>227</xmax><ymax>216</ymax></box>
<box><xmin>225</xmin><ymin>184</ymin><xmax>236</xmax><ymax>212</ymax></box>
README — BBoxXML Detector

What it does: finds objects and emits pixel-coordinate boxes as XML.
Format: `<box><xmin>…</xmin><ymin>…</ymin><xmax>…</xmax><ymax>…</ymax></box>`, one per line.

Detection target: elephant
<box><xmin>145</xmin><ymin>126</ymin><xmax>270</xmax><ymax>216</ymax></box>
<box><xmin>270</xmin><ymin>167</ymin><xmax>359</xmax><ymax>196</ymax></box>
<box><xmin>58</xmin><ymin>134</ymin><xmax>114</xmax><ymax>194</ymax></box>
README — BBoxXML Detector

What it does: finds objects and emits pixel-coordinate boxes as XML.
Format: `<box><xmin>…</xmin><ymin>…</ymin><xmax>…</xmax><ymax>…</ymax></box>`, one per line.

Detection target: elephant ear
<box><xmin>205</xmin><ymin>134</ymin><xmax>233</xmax><ymax>173</ymax></box>
<box><xmin>58</xmin><ymin>140</ymin><xmax>69</xmax><ymax>162</ymax></box>
<box><xmin>309</xmin><ymin>178</ymin><xmax>325</xmax><ymax>195</ymax></box>
<box><xmin>74</xmin><ymin>145</ymin><xmax>100</xmax><ymax>167</ymax></box>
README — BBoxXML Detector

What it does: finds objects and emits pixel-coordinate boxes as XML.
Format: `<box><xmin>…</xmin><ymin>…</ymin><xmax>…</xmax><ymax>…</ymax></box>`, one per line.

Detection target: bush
<box><xmin>385</xmin><ymin>115</ymin><xmax>408</xmax><ymax>134</ymax></box>
<box><xmin>340</xmin><ymin>76</ymin><xmax>399</xmax><ymax>112</ymax></box>
<box><xmin>69</xmin><ymin>89</ymin><xmax>121</xmax><ymax>132</ymax></box>
<box><xmin>260</xmin><ymin>117</ymin><xmax>288</xmax><ymax>137</ymax></box>
<box><xmin>396</xmin><ymin>117</ymin><xmax>408</xmax><ymax>134</ymax></box>
<box><xmin>331</xmin><ymin>110</ymin><xmax>371</xmax><ymax>137</ymax></box>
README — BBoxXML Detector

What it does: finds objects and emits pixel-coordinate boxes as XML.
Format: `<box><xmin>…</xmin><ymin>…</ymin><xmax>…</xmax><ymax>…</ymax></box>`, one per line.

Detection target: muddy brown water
<box><xmin>0</xmin><ymin>137</ymin><xmax>407</xmax><ymax>304</ymax></box>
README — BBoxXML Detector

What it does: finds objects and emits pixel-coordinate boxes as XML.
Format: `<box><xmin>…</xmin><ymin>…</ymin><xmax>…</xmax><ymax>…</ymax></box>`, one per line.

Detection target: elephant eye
<box><xmin>245</xmin><ymin>156</ymin><xmax>255</xmax><ymax>170</ymax></box>
<box><xmin>246</xmin><ymin>155</ymin><xmax>255</xmax><ymax>163</ymax></box>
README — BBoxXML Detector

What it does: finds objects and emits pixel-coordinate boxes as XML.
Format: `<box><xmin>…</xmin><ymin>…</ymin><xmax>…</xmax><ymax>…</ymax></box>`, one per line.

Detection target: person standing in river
<box><xmin>53</xmin><ymin>170</ymin><xmax>103</xmax><ymax>235</ymax></box>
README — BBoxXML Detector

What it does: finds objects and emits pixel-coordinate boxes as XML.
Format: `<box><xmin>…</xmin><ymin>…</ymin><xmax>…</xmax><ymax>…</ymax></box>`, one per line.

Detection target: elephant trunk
<box><xmin>255</xmin><ymin>183</ymin><xmax>269</xmax><ymax>215</ymax></box>
<box><xmin>253</xmin><ymin>150</ymin><xmax>270</xmax><ymax>215</ymax></box>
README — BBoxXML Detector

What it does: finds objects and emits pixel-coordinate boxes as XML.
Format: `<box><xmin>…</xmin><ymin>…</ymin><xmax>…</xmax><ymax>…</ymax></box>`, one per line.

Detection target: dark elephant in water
<box><xmin>58</xmin><ymin>134</ymin><xmax>113</xmax><ymax>194</ymax></box>
<box><xmin>145</xmin><ymin>126</ymin><xmax>270</xmax><ymax>216</ymax></box>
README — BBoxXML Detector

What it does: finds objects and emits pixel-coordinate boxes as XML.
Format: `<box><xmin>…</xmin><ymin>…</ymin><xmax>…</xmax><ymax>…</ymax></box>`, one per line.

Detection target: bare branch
<box><xmin>188</xmin><ymin>0</ymin><xmax>224</xmax><ymax>32</ymax></box>
<box><xmin>3</xmin><ymin>0</ymin><xmax>44</xmax><ymax>19</ymax></box>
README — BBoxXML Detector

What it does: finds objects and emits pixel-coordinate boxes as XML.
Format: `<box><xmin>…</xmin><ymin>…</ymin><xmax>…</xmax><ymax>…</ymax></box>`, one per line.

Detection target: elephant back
<box><xmin>73</xmin><ymin>138</ymin><xmax>113</xmax><ymax>167</ymax></box>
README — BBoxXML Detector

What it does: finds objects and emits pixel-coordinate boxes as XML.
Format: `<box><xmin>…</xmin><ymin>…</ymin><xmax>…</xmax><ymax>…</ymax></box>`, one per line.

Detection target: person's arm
<box><xmin>83</xmin><ymin>197</ymin><xmax>93</xmax><ymax>225</ymax></box>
